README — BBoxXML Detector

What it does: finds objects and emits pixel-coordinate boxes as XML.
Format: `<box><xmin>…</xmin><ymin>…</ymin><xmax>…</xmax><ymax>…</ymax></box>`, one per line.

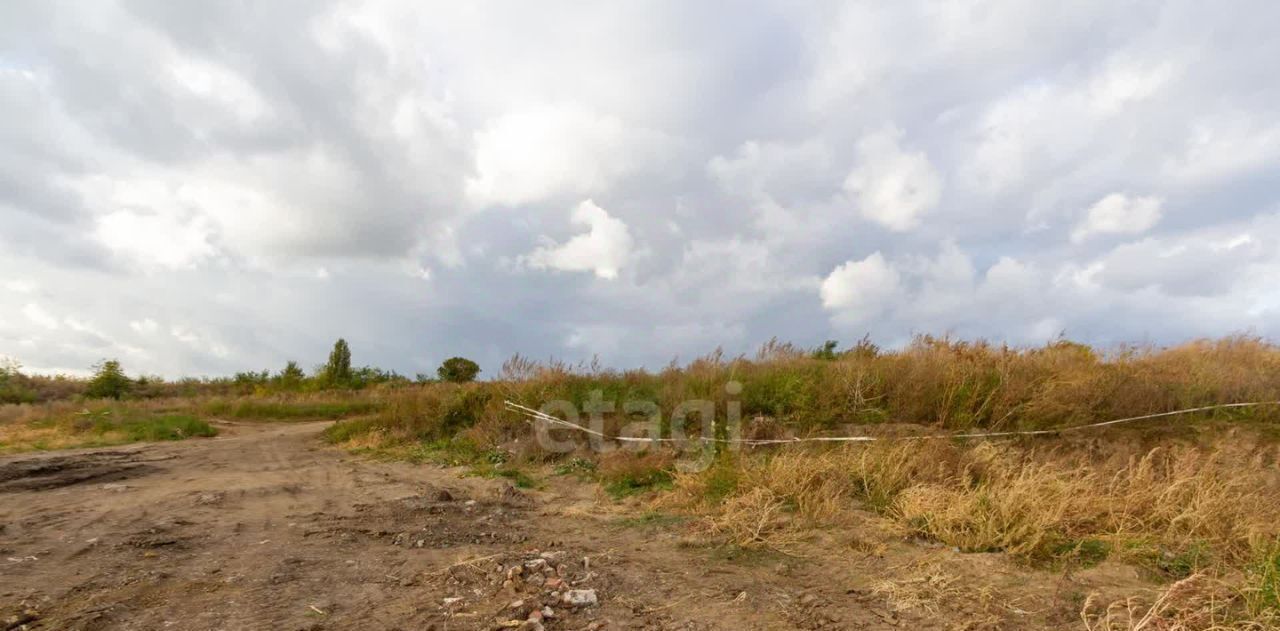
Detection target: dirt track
<box><xmin>0</xmin><ymin>422</ymin><xmax>1143</xmax><ymax>630</ymax></box>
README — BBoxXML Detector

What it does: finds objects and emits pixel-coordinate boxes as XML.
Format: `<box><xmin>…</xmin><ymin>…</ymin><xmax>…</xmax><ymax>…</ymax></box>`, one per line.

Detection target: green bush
<box><xmin>438</xmin><ymin>357</ymin><xmax>481</xmax><ymax>383</ymax></box>
<box><xmin>86</xmin><ymin>360</ymin><xmax>131</xmax><ymax>400</ymax></box>
<box><xmin>0</xmin><ymin>358</ymin><xmax>37</xmax><ymax>404</ymax></box>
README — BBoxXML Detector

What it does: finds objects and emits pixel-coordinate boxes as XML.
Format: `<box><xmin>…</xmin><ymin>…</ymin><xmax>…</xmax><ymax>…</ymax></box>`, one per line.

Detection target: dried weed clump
<box><xmin>1080</xmin><ymin>573</ymin><xmax>1279</xmax><ymax>630</ymax></box>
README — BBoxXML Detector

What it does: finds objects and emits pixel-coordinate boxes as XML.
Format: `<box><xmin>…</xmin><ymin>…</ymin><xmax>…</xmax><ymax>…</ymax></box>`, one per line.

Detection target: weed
<box><xmin>614</xmin><ymin>510</ymin><xmax>686</xmax><ymax>529</ymax></box>
<box><xmin>701</xmin><ymin>456</ymin><xmax>741</xmax><ymax>504</ymax></box>
<box><xmin>553</xmin><ymin>457</ymin><xmax>597</xmax><ymax>478</ymax></box>
<box><xmin>1052</xmin><ymin>538</ymin><xmax>1112</xmax><ymax>568</ymax></box>
<box><xmin>465</xmin><ymin>462</ymin><xmax>537</xmax><ymax>488</ymax></box>
<box><xmin>598</xmin><ymin>451</ymin><xmax>675</xmax><ymax>498</ymax></box>
<box><xmin>1248</xmin><ymin>540</ymin><xmax>1280</xmax><ymax>616</ymax></box>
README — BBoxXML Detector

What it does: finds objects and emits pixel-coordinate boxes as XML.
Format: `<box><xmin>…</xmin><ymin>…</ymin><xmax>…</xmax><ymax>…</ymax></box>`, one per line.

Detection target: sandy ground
<box><xmin>0</xmin><ymin>421</ymin><xmax>1153</xmax><ymax>630</ymax></box>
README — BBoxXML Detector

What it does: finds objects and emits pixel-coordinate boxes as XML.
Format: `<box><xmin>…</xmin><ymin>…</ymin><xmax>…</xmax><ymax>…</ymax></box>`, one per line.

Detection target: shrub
<box><xmin>0</xmin><ymin>358</ymin><xmax>36</xmax><ymax>404</ymax></box>
<box><xmin>277</xmin><ymin>361</ymin><xmax>306</xmax><ymax>390</ymax></box>
<box><xmin>86</xmin><ymin>360</ymin><xmax>131</xmax><ymax>400</ymax></box>
<box><xmin>438</xmin><ymin>357</ymin><xmax>481</xmax><ymax>383</ymax></box>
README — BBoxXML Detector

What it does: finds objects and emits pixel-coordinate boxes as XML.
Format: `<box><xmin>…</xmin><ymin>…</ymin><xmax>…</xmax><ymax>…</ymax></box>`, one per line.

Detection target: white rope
<box><xmin>503</xmin><ymin>400</ymin><xmax>1280</xmax><ymax>447</ymax></box>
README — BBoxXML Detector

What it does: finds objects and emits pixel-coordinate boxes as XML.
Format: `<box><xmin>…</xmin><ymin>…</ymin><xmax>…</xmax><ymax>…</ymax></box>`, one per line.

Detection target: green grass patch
<box><xmin>1248</xmin><ymin>541</ymin><xmax>1280</xmax><ymax>615</ymax></box>
<box><xmin>1155</xmin><ymin>543</ymin><xmax>1212</xmax><ymax>578</ymax></box>
<box><xmin>602</xmin><ymin>469</ymin><xmax>673</xmax><ymax>499</ymax></box>
<box><xmin>1122</xmin><ymin>540</ymin><xmax>1213</xmax><ymax>579</ymax></box>
<box><xmin>119</xmin><ymin>414</ymin><xmax>218</xmax><ymax>441</ymax></box>
<box><xmin>1050</xmin><ymin>538</ymin><xmax>1112</xmax><ymax>568</ymax></box>
<box><xmin>465</xmin><ymin>462</ymin><xmax>538</xmax><ymax>488</ymax></box>
<box><xmin>597</xmin><ymin>452</ymin><xmax>676</xmax><ymax>499</ymax></box>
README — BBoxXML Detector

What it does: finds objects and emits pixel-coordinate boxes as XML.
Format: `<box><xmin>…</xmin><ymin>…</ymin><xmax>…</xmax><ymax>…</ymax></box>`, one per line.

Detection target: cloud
<box><xmin>93</xmin><ymin>209</ymin><xmax>216</xmax><ymax>269</ymax></box>
<box><xmin>130</xmin><ymin>318</ymin><xmax>160</xmax><ymax>335</ymax></box>
<box><xmin>1086</xmin><ymin>214</ymin><xmax>1277</xmax><ymax>297</ymax></box>
<box><xmin>822</xmin><ymin>245</ymin><xmax>1054</xmax><ymax>341</ymax></box>
<box><xmin>820</xmin><ymin>252</ymin><xmax>901</xmax><ymax>321</ymax></box>
<box><xmin>466</xmin><ymin>103</ymin><xmax>677</xmax><ymax>207</ymax></box>
<box><xmin>23</xmin><ymin>303</ymin><xmax>59</xmax><ymax>330</ymax></box>
<box><xmin>708</xmin><ymin>139</ymin><xmax>834</xmax><ymax>202</ymax></box>
<box><xmin>843</xmin><ymin>127</ymin><xmax>942</xmax><ymax>232</ymax></box>
<box><xmin>2</xmin><ymin>1</ymin><xmax>1279</xmax><ymax>377</ymax></box>
<box><xmin>524</xmin><ymin>200</ymin><xmax>635</xmax><ymax>280</ymax></box>
<box><xmin>4</xmin><ymin>280</ymin><xmax>36</xmax><ymax>293</ymax></box>
<box><xmin>170</xmin><ymin>325</ymin><xmax>230</xmax><ymax>359</ymax></box>
<box><xmin>1071</xmin><ymin>193</ymin><xmax>1163</xmax><ymax>243</ymax></box>
<box><xmin>1161</xmin><ymin>114</ymin><xmax>1280</xmax><ymax>184</ymax></box>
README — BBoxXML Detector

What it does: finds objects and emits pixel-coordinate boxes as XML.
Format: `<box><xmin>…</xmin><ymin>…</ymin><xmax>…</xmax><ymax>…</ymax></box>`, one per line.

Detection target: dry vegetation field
<box><xmin>3</xmin><ymin>335</ymin><xmax>1280</xmax><ymax>629</ymax></box>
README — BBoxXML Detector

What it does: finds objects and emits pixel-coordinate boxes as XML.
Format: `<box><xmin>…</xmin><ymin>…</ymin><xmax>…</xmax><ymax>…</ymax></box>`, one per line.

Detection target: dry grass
<box><xmin>310</xmin><ymin>335</ymin><xmax>1280</xmax><ymax>462</ymax></box>
<box><xmin>670</xmin><ymin>437</ymin><xmax>1280</xmax><ymax>563</ymax></box>
<box><xmin>871</xmin><ymin>561</ymin><xmax>997</xmax><ymax>617</ymax></box>
<box><xmin>596</xmin><ymin>451</ymin><xmax>675</xmax><ymax>498</ymax></box>
<box><xmin>14</xmin><ymin>335</ymin><xmax>1280</xmax><ymax>622</ymax></box>
<box><xmin>660</xmin><ymin>433</ymin><xmax>1280</xmax><ymax>624</ymax></box>
<box><xmin>1080</xmin><ymin>573</ymin><xmax>1279</xmax><ymax>630</ymax></box>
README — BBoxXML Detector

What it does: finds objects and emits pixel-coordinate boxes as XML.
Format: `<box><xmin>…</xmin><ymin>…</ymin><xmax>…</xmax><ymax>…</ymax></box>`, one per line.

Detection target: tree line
<box><xmin>0</xmin><ymin>339</ymin><xmax>481</xmax><ymax>403</ymax></box>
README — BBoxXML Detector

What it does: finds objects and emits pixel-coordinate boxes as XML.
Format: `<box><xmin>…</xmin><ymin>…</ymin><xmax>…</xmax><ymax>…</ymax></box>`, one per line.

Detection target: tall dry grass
<box><xmin>486</xmin><ymin>336</ymin><xmax>1280</xmax><ymax>444</ymax></box>
<box><xmin>667</xmin><ymin>438</ymin><xmax>1280</xmax><ymax>563</ymax></box>
<box><xmin>661</xmin><ymin>434</ymin><xmax>1280</xmax><ymax>623</ymax></box>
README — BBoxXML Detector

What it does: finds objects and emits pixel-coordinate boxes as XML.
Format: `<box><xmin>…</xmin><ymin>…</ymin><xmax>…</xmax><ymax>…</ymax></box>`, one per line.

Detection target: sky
<box><xmin>2</xmin><ymin>1</ymin><xmax>1279</xmax><ymax>378</ymax></box>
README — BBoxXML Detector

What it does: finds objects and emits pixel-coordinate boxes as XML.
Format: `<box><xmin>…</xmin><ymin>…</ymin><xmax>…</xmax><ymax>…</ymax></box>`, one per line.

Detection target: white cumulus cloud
<box><xmin>525</xmin><ymin>200</ymin><xmax>634</xmax><ymax>280</ymax></box>
<box><xmin>819</xmin><ymin>252</ymin><xmax>901</xmax><ymax>320</ymax></box>
<box><xmin>1071</xmin><ymin>193</ymin><xmax>1163</xmax><ymax>243</ymax></box>
<box><xmin>843</xmin><ymin>127</ymin><xmax>942</xmax><ymax>232</ymax></box>
<box><xmin>93</xmin><ymin>209</ymin><xmax>216</xmax><ymax>270</ymax></box>
<box><xmin>466</xmin><ymin>103</ymin><xmax>675</xmax><ymax>207</ymax></box>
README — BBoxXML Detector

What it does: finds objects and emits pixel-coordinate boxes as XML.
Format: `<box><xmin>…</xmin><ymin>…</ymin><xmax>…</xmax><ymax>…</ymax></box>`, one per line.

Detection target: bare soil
<box><xmin>0</xmin><ymin>421</ymin><xmax>1154</xmax><ymax>630</ymax></box>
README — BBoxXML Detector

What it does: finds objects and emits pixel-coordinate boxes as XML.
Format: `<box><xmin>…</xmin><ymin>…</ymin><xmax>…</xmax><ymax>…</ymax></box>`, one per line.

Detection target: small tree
<box><xmin>86</xmin><ymin>359</ymin><xmax>131</xmax><ymax>399</ymax></box>
<box><xmin>325</xmin><ymin>339</ymin><xmax>352</xmax><ymax>385</ymax></box>
<box><xmin>279</xmin><ymin>360</ymin><xmax>305</xmax><ymax>389</ymax></box>
<box><xmin>437</xmin><ymin>357</ymin><xmax>480</xmax><ymax>383</ymax></box>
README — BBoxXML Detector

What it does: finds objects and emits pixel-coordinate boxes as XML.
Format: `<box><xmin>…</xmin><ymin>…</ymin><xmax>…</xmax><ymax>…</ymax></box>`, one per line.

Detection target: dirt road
<box><xmin>0</xmin><ymin>422</ymin><xmax>1137</xmax><ymax>630</ymax></box>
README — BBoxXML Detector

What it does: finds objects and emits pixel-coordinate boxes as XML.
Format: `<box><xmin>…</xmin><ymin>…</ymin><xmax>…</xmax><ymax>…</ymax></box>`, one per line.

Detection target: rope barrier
<box><xmin>503</xmin><ymin>400</ymin><xmax>1280</xmax><ymax>447</ymax></box>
